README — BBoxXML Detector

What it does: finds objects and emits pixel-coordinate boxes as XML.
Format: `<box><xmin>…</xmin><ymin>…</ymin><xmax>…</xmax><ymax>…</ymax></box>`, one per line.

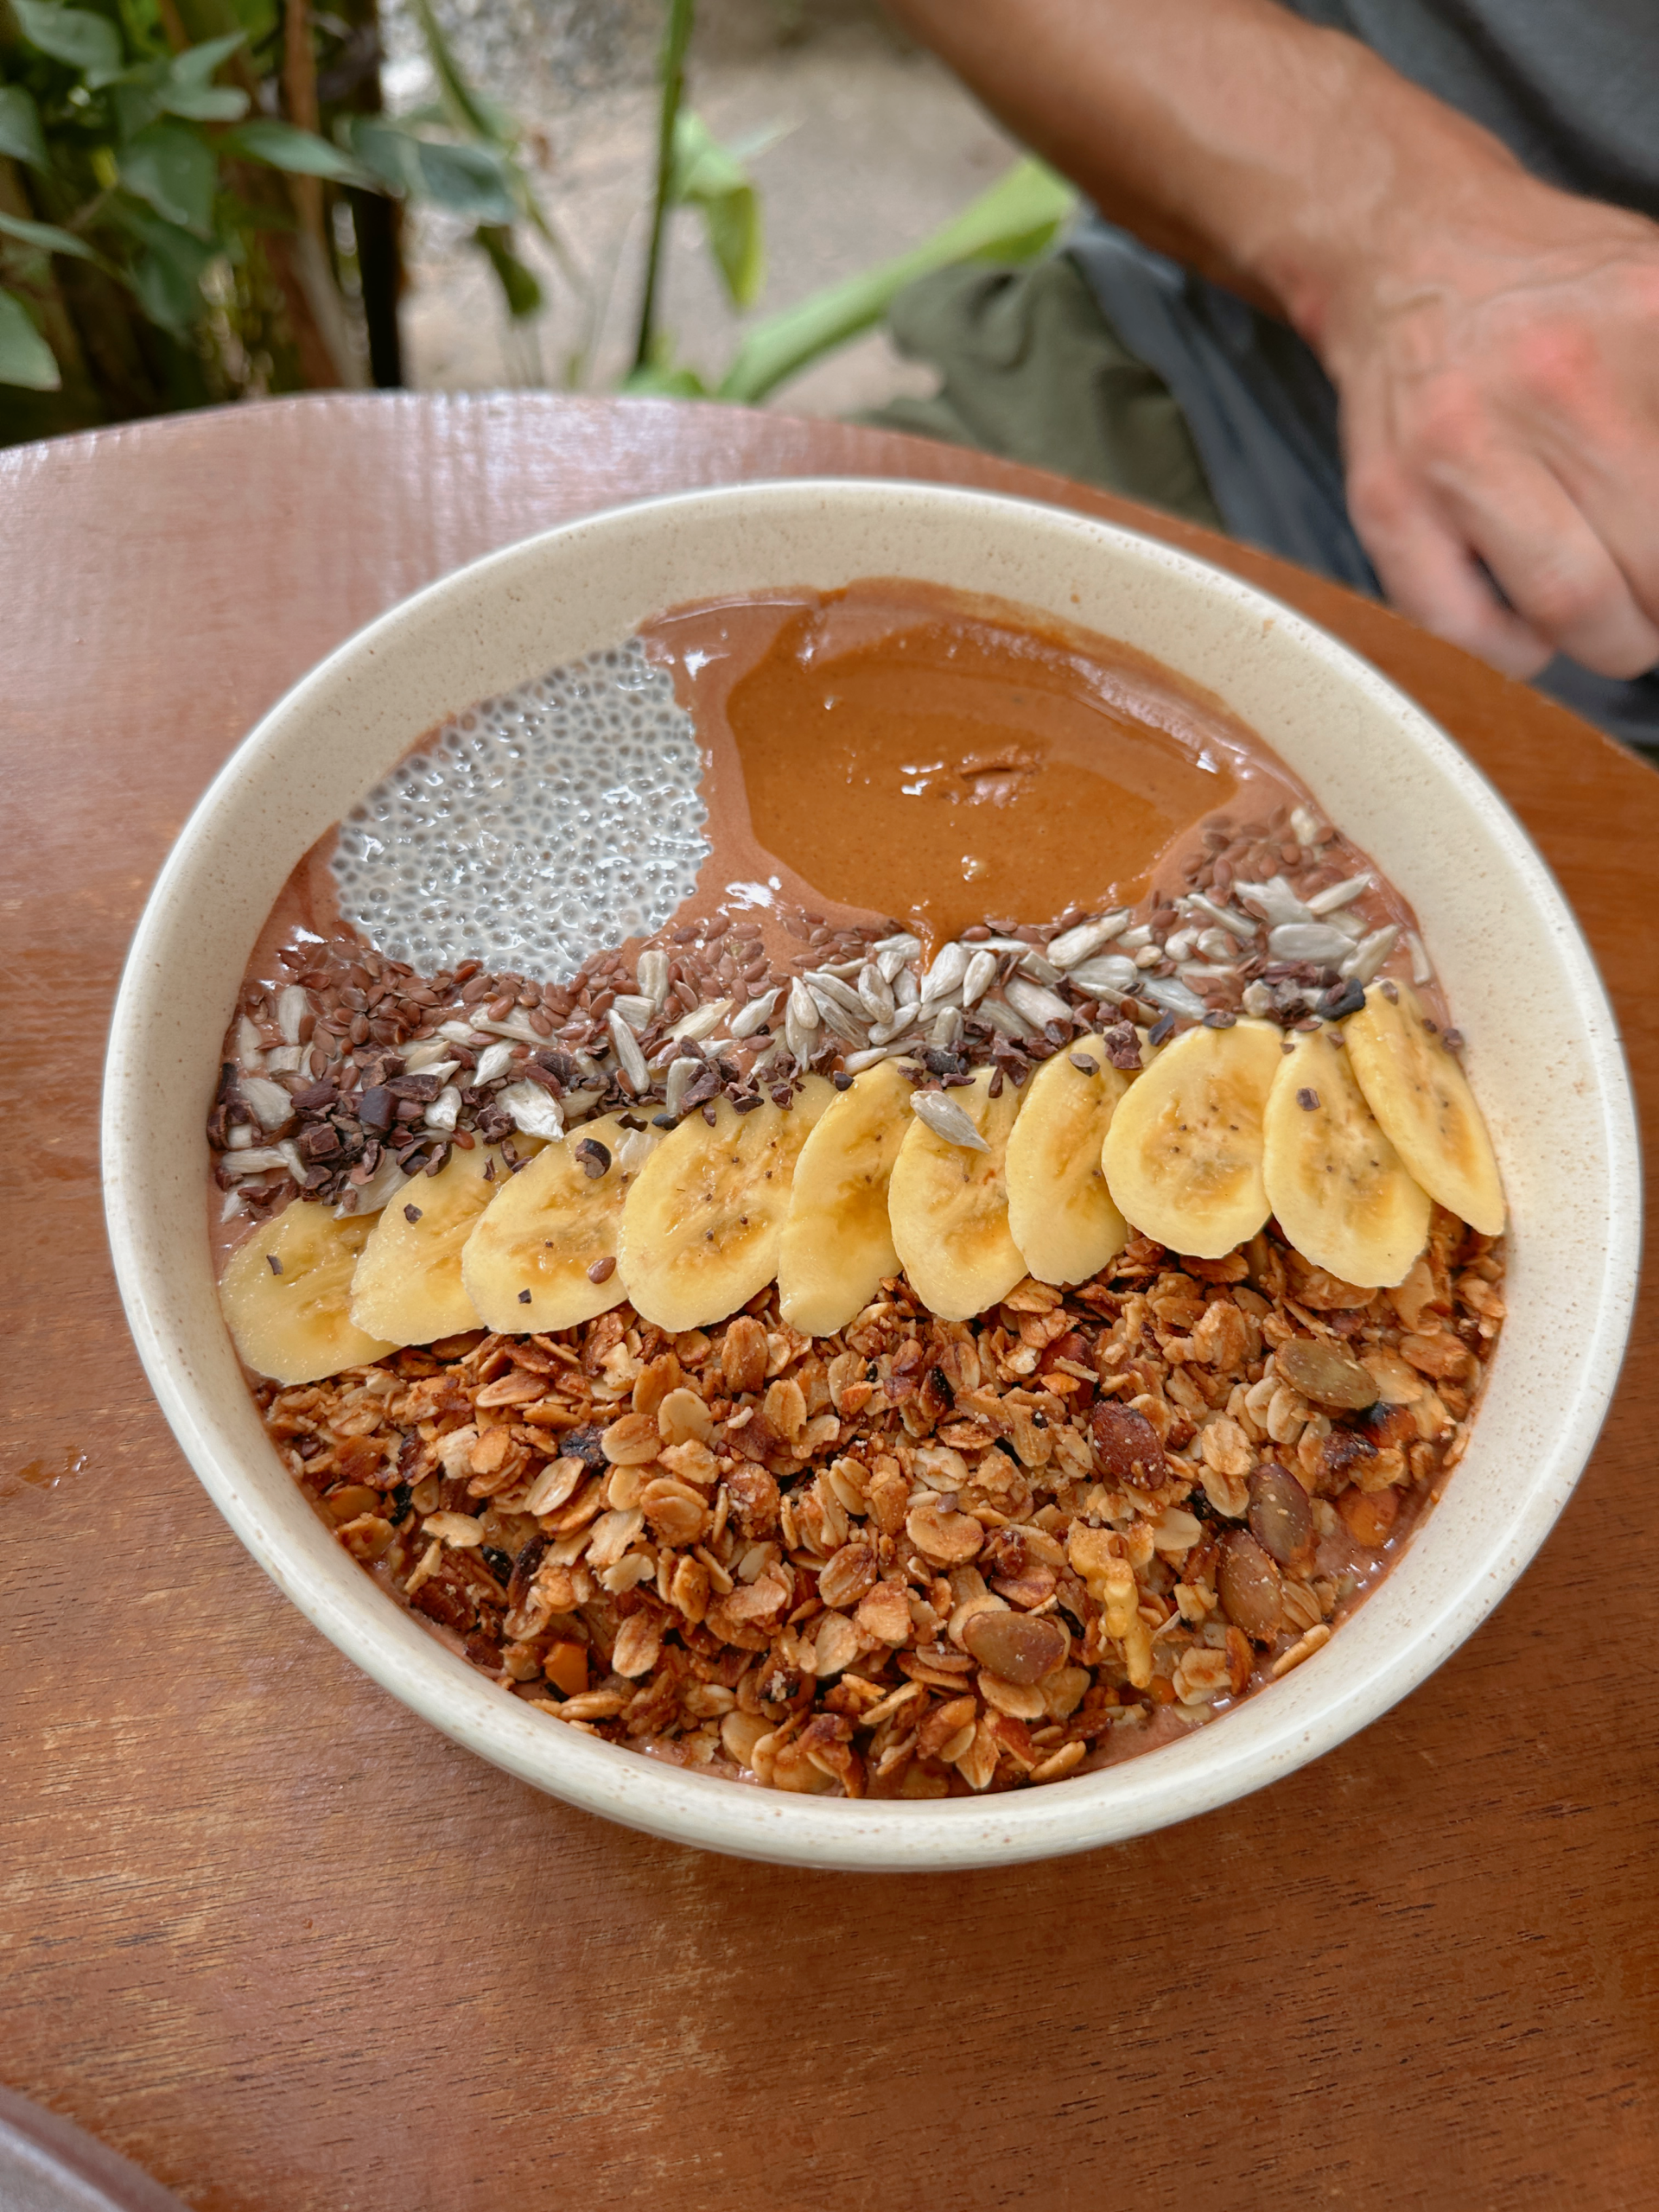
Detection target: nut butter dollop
<box><xmin>642</xmin><ymin>579</ymin><xmax>1295</xmax><ymax>949</ymax></box>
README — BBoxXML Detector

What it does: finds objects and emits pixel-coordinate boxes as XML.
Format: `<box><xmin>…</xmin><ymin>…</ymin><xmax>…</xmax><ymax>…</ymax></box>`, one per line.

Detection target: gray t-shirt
<box><xmin>1071</xmin><ymin>0</ymin><xmax>1659</xmax><ymax>749</ymax></box>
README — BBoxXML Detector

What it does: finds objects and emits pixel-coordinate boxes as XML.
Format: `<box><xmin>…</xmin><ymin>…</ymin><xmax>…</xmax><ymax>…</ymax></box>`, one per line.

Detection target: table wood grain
<box><xmin>3</xmin><ymin>394</ymin><xmax>1656</xmax><ymax>2212</ymax></box>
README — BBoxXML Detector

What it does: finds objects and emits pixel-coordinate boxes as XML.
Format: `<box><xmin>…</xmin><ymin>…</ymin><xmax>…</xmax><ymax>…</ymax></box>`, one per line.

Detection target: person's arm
<box><xmin>885</xmin><ymin>0</ymin><xmax>1659</xmax><ymax>683</ymax></box>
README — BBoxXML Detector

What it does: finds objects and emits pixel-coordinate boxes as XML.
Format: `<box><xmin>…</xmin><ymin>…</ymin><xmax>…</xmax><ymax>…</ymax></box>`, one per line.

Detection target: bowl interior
<box><xmin>103</xmin><ymin>480</ymin><xmax>1640</xmax><ymax>1870</ymax></box>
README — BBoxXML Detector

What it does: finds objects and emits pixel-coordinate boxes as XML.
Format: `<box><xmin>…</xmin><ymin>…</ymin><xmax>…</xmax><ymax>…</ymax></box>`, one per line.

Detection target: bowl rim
<box><xmin>104</xmin><ymin>475</ymin><xmax>1642</xmax><ymax>1871</ymax></box>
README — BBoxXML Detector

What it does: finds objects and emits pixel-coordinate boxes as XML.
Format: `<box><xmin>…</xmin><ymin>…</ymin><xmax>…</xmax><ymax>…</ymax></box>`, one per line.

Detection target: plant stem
<box><xmin>632</xmin><ymin>0</ymin><xmax>694</xmax><ymax>373</ymax></box>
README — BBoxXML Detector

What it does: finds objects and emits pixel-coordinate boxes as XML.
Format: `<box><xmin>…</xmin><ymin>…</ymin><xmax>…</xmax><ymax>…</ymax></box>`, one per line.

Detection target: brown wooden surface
<box><xmin>3</xmin><ymin>393</ymin><xmax>1656</xmax><ymax>2210</ymax></box>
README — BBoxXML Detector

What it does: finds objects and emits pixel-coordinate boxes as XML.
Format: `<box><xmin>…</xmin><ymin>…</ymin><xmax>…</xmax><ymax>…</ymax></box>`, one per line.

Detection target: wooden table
<box><xmin>4</xmin><ymin>395</ymin><xmax>1656</xmax><ymax>2210</ymax></box>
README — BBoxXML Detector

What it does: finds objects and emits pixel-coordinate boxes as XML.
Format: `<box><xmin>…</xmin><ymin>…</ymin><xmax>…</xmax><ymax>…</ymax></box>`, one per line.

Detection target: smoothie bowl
<box><xmin>103</xmin><ymin>480</ymin><xmax>1639</xmax><ymax>1870</ymax></box>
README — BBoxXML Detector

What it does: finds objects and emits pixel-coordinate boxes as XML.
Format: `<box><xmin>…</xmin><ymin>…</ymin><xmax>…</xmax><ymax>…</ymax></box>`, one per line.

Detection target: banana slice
<box><xmin>1344</xmin><ymin>983</ymin><xmax>1503</xmax><ymax>1235</ymax></box>
<box><xmin>618</xmin><ymin>1078</ymin><xmax>836</xmax><ymax>1333</ymax></box>
<box><xmin>1005</xmin><ymin>1034</ymin><xmax>1130</xmax><ymax>1286</ymax></box>
<box><xmin>1262</xmin><ymin>1027</ymin><xmax>1431</xmax><ymax>1286</ymax></box>
<box><xmin>1103</xmin><ymin>1017</ymin><xmax>1283</xmax><ymax>1258</ymax></box>
<box><xmin>461</xmin><ymin>1114</ymin><xmax>658</xmax><ymax>1332</ymax></box>
<box><xmin>778</xmin><ymin>1059</ymin><xmax>912</xmax><ymax>1335</ymax></box>
<box><xmin>887</xmin><ymin>1065</ymin><xmax>1027</xmax><ymax>1320</ymax></box>
<box><xmin>219</xmin><ymin>1198</ymin><xmax>397</xmax><ymax>1384</ymax></box>
<box><xmin>350</xmin><ymin>1142</ymin><xmax>529</xmax><ymax>1345</ymax></box>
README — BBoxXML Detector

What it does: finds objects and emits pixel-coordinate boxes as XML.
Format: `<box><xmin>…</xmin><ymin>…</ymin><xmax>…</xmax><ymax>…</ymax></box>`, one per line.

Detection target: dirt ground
<box><xmin>381</xmin><ymin>0</ymin><xmax>1023</xmax><ymax>415</ymax></box>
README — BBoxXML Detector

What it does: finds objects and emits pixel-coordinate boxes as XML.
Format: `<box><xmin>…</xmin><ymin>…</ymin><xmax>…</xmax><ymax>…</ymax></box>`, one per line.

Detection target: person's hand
<box><xmin>1320</xmin><ymin>183</ymin><xmax>1659</xmax><ymax>680</ymax></box>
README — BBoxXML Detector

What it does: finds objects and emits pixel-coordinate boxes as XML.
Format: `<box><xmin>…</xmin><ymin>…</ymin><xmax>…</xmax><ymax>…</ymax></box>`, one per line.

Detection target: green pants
<box><xmin>862</xmin><ymin>251</ymin><xmax>1224</xmax><ymax>530</ymax></box>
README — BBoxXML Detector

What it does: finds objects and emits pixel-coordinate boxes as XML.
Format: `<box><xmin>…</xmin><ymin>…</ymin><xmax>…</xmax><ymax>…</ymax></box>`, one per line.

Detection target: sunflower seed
<box><xmin>664</xmin><ymin>1057</ymin><xmax>699</xmax><ymax>1116</ymax></box>
<box><xmin>275</xmin><ymin>984</ymin><xmax>310</xmax><ymax>1044</ymax></box>
<box><xmin>402</xmin><ymin>1040</ymin><xmax>458</xmax><ymax>1074</ymax></box>
<box><xmin>1065</xmin><ymin>953</ymin><xmax>1140</xmax><ymax>996</ymax></box>
<box><xmin>611</xmin><ymin>993</ymin><xmax>655</xmax><ymax>1033</ymax></box>
<box><xmin>263</xmin><ymin>1046</ymin><xmax>304</xmax><ymax>1074</ymax></box>
<box><xmin>1289</xmin><ymin>804</ymin><xmax>1326</xmax><ymax>845</ymax></box>
<box><xmin>221</xmin><ymin>1145</ymin><xmax>292</xmax><ymax>1179</ymax></box>
<box><xmin>235</xmin><ymin>1014</ymin><xmax>265</xmax><ymax>1069</ymax></box>
<box><xmin>1048</xmin><ymin>912</ymin><xmax>1130</xmax><ymax>967</ymax></box>
<box><xmin>1306</xmin><ymin>872</ymin><xmax>1373</xmax><ymax>915</ymax></box>
<box><xmin>425</xmin><ymin>1085</ymin><xmax>462</xmax><ymax>1132</ymax></box>
<box><xmin>1179</xmin><ymin>963</ymin><xmax>1239</xmax><ymax>985</ymax></box>
<box><xmin>1236</xmin><ymin>876</ymin><xmax>1316</xmax><ymax>928</ymax></box>
<box><xmin>1341</xmin><ymin>925</ymin><xmax>1401</xmax><ymax>983</ymax></box>
<box><xmin>1163</xmin><ymin>929</ymin><xmax>1198</xmax><ymax>963</ymax></box>
<box><xmin>921</xmin><ymin>941</ymin><xmax>970</xmax><ymax>1003</ymax></box>
<box><xmin>1139</xmin><ymin>976</ymin><xmax>1209</xmax><ymax>1020</ymax></box>
<box><xmin>1268</xmin><ymin>922</ymin><xmax>1354</xmax><ymax>964</ymax></box>
<box><xmin>1005</xmin><ymin>976</ymin><xmax>1072</xmax><ymax>1028</ymax></box>
<box><xmin>1018</xmin><ymin>949</ymin><xmax>1065</xmax><ymax>987</ymax></box>
<box><xmin>474</xmin><ymin>1040</ymin><xmax>516</xmax><ymax>1086</ymax></box>
<box><xmin>911</xmin><ymin>1090</ymin><xmax>988</xmax><ymax>1151</ymax></box>
<box><xmin>1241</xmin><ymin>980</ymin><xmax>1276</xmax><ymax>1017</ymax></box>
<box><xmin>806</xmin><ymin>969</ymin><xmax>868</xmax><ymax>1020</ymax></box>
<box><xmin>636</xmin><ymin>948</ymin><xmax>670</xmax><ymax>1009</ymax></box>
<box><xmin>1116</xmin><ymin>924</ymin><xmax>1154</xmax><ymax>950</ymax></box>
<box><xmin>238</xmin><ymin>1073</ymin><xmax>295</xmax><ymax>1129</ymax></box>
<box><xmin>857</xmin><ymin>963</ymin><xmax>896</xmax><ymax>1022</ymax></box>
<box><xmin>608</xmin><ymin>1008</ymin><xmax>650</xmax><ymax>1090</ymax></box>
<box><xmin>810</xmin><ymin>987</ymin><xmax>867</xmax><ymax>1045</ymax></box>
<box><xmin>977</xmin><ymin>997</ymin><xmax>1034</xmax><ymax>1040</ymax></box>
<box><xmin>841</xmin><ymin>1046</ymin><xmax>892</xmax><ymax>1075</ymax></box>
<box><xmin>668</xmin><ymin>997</ymin><xmax>733</xmax><ymax>1045</ymax></box>
<box><xmin>1185</xmin><ymin>891</ymin><xmax>1258</xmax><ymax>938</ymax></box>
<box><xmin>961</xmin><ymin>948</ymin><xmax>998</xmax><ymax>1007</ymax></box>
<box><xmin>471</xmin><ymin>1013</ymin><xmax>547</xmax><ymax>1047</ymax></box>
<box><xmin>499</xmin><ymin>1080</ymin><xmax>565</xmax><ymax>1138</ymax></box>
<box><xmin>1407</xmin><ymin>929</ymin><xmax>1433</xmax><ymax>986</ymax></box>
<box><xmin>874</xmin><ymin>932</ymin><xmax>922</xmax><ymax>965</ymax></box>
<box><xmin>729</xmin><ymin>988</ymin><xmax>779</xmax><ymax>1039</ymax></box>
<box><xmin>930</xmin><ymin>1004</ymin><xmax>964</xmax><ymax>1048</ymax></box>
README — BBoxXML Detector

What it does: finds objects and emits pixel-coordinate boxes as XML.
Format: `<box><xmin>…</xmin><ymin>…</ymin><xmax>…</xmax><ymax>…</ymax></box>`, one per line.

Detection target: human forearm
<box><xmin>881</xmin><ymin>0</ymin><xmax>1527</xmax><ymax>340</ymax></box>
<box><xmin>888</xmin><ymin>0</ymin><xmax>1659</xmax><ymax>683</ymax></box>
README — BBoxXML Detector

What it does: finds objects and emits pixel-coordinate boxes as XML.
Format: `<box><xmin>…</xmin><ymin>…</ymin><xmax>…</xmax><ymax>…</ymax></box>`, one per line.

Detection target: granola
<box><xmin>261</xmin><ymin>1210</ymin><xmax>1503</xmax><ymax>1797</ymax></box>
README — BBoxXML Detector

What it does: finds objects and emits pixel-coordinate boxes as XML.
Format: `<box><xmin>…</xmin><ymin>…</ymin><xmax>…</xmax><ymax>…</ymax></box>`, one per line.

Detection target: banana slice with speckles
<box><xmin>618</xmin><ymin>1078</ymin><xmax>836</xmax><ymax>1332</ymax></box>
<box><xmin>778</xmin><ymin>1059</ymin><xmax>912</xmax><ymax>1335</ymax></box>
<box><xmin>1262</xmin><ymin>1026</ymin><xmax>1431</xmax><ymax>1286</ymax></box>
<box><xmin>1344</xmin><ymin>982</ymin><xmax>1503</xmax><ymax>1234</ymax></box>
<box><xmin>461</xmin><ymin>1113</ymin><xmax>658</xmax><ymax>1332</ymax></box>
<box><xmin>887</xmin><ymin>1065</ymin><xmax>1027</xmax><ymax>1320</ymax></box>
<box><xmin>350</xmin><ymin>1141</ymin><xmax>531</xmax><ymax>1345</ymax></box>
<box><xmin>1005</xmin><ymin>1035</ymin><xmax>1129</xmax><ymax>1286</ymax></box>
<box><xmin>1102</xmin><ymin>1017</ymin><xmax>1282</xmax><ymax>1257</ymax></box>
<box><xmin>219</xmin><ymin>1198</ymin><xmax>396</xmax><ymax>1383</ymax></box>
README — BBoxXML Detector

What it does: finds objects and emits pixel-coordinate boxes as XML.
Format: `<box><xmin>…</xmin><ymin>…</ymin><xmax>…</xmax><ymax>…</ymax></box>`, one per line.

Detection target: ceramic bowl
<box><xmin>104</xmin><ymin>480</ymin><xmax>1640</xmax><ymax>1871</ymax></box>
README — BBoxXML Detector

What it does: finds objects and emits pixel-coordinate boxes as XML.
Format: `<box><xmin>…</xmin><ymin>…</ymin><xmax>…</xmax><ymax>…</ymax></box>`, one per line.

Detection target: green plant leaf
<box><xmin>103</xmin><ymin>63</ymin><xmax>168</xmax><ymax>140</ymax></box>
<box><xmin>473</xmin><ymin>222</ymin><xmax>541</xmax><ymax>319</ymax></box>
<box><xmin>0</xmin><ymin>86</ymin><xmax>49</xmax><ymax>171</ymax></box>
<box><xmin>115</xmin><ymin>201</ymin><xmax>217</xmax><ymax>334</ymax></box>
<box><xmin>619</xmin><ymin>359</ymin><xmax>709</xmax><ymax>397</ymax></box>
<box><xmin>410</xmin><ymin>138</ymin><xmax>515</xmax><ymax>223</ymax></box>
<box><xmin>670</xmin><ymin>109</ymin><xmax>763</xmax><ymax>310</ymax></box>
<box><xmin>223</xmin><ymin>118</ymin><xmax>373</xmax><ymax>185</ymax></box>
<box><xmin>168</xmin><ymin>30</ymin><xmax>248</xmax><ymax>84</ymax></box>
<box><xmin>12</xmin><ymin>0</ymin><xmax>124</xmax><ymax>79</ymax></box>
<box><xmin>0</xmin><ymin>210</ymin><xmax>100</xmax><ymax>260</ymax></box>
<box><xmin>117</xmin><ymin>121</ymin><xmax>217</xmax><ymax>235</ymax></box>
<box><xmin>0</xmin><ymin>288</ymin><xmax>60</xmax><ymax>391</ymax></box>
<box><xmin>716</xmin><ymin>156</ymin><xmax>1075</xmax><ymax>404</ymax></box>
<box><xmin>342</xmin><ymin>115</ymin><xmax>423</xmax><ymax>195</ymax></box>
<box><xmin>159</xmin><ymin>84</ymin><xmax>248</xmax><ymax>120</ymax></box>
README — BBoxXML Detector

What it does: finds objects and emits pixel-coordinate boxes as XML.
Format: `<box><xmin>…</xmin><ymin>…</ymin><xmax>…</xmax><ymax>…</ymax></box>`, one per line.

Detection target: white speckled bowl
<box><xmin>104</xmin><ymin>481</ymin><xmax>1640</xmax><ymax>1870</ymax></box>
